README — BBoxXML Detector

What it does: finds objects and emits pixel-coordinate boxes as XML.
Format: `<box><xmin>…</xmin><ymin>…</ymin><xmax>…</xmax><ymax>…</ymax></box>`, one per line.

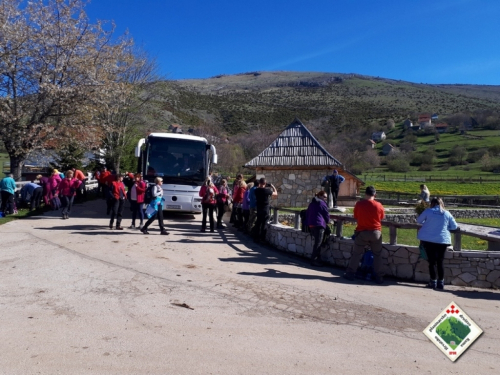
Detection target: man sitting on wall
<box><xmin>322</xmin><ymin>169</ymin><xmax>345</xmax><ymax>208</ymax></box>
<box><xmin>343</xmin><ymin>186</ymin><xmax>385</xmax><ymax>284</ymax></box>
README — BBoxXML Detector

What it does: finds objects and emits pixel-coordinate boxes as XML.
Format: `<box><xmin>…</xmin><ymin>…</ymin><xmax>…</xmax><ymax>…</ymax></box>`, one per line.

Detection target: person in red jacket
<box><xmin>98</xmin><ymin>167</ymin><xmax>111</xmax><ymax>199</ymax></box>
<box><xmin>199</xmin><ymin>178</ymin><xmax>219</xmax><ymax>232</ymax></box>
<box><xmin>128</xmin><ymin>173</ymin><xmax>146</xmax><ymax>229</ymax></box>
<box><xmin>109</xmin><ymin>174</ymin><xmax>127</xmax><ymax>230</ymax></box>
<box><xmin>57</xmin><ymin>170</ymin><xmax>82</xmax><ymax>219</ymax></box>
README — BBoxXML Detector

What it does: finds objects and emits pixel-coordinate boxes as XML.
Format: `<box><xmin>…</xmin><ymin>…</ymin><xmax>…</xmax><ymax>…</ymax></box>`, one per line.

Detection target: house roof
<box><xmin>244</xmin><ymin>118</ymin><xmax>342</xmax><ymax>168</ymax></box>
<box><xmin>418</xmin><ymin>114</ymin><xmax>431</xmax><ymax>121</ymax></box>
<box><xmin>435</xmin><ymin>123</ymin><xmax>448</xmax><ymax>128</ymax></box>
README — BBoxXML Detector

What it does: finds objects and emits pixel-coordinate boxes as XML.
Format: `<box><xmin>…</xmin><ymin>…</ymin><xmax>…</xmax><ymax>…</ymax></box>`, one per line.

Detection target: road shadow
<box><xmin>398</xmin><ymin>281</ymin><xmax>500</xmax><ymax>301</ymax></box>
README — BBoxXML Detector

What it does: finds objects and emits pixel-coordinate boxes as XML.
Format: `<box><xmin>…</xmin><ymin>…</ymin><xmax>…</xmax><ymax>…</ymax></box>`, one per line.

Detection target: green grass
<box><xmin>339</xmin><ymin>222</ymin><xmax>489</xmax><ymax>250</ymax></box>
<box><xmin>0</xmin><ymin>207</ymin><xmax>44</xmax><ymax>225</ymax></box>
<box><xmin>456</xmin><ymin>218</ymin><xmax>500</xmax><ymax>227</ymax></box>
<box><xmin>364</xmin><ymin>181</ymin><xmax>500</xmax><ymax>195</ymax></box>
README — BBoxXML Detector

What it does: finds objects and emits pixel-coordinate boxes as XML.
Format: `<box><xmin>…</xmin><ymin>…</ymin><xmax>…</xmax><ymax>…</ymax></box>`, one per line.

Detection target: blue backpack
<box><xmin>356</xmin><ymin>250</ymin><xmax>374</xmax><ymax>280</ymax></box>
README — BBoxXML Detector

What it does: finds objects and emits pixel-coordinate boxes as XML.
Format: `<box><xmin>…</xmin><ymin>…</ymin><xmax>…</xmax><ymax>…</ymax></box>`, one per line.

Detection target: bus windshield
<box><xmin>145</xmin><ymin>137</ymin><xmax>206</xmax><ymax>185</ymax></box>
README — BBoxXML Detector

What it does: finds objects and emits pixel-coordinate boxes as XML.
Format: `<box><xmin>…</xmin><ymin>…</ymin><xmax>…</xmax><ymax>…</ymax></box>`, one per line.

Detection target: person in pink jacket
<box><xmin>199</xmin><ymin>178</ymin><xmax>219</xmax><ymax>232</ymax></box>
<box><xmin>56</xmin><ymin>170</ymin><xmax>81</xmax><ymax>219</ymax></box>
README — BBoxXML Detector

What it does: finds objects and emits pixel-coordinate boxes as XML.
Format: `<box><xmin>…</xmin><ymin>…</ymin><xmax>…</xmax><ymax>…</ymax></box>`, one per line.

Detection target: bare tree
<box><xmin>99</xmin><ymin>50</ymin><xmax>162</xmax><ymax>173</ymax></box>
<box><xmin>0</xmin><ymin>0</ymin><xmax>131</xmax><ymax>179</ymax></box>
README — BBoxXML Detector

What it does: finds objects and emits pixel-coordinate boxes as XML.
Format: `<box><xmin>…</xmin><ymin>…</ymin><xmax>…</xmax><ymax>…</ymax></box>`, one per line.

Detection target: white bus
<box><xmin>135</xmin><ymin>133</ymin><xmax>217</xmax><ymax>213</ymax></box>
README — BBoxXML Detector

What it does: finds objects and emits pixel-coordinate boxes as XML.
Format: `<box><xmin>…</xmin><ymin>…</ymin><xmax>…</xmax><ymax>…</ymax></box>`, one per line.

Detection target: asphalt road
<box><xmin>1</xmin><ymin>199</ymin><xmax>499</xmax><ymax>374</ymax></box>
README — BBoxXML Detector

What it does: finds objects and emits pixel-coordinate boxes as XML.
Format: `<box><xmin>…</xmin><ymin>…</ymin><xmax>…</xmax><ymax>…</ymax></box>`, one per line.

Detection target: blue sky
<box><xmin>85</xmin><ymin>0</ymin><xmax>500</xmax><ymax>84</ymax></box>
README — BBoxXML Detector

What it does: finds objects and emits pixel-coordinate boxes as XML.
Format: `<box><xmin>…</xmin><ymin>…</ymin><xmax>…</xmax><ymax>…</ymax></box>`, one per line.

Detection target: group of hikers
<box><xmin>1</xmin><ymin>166</ymin><xmax>459</xmax><ymax>289</ymax></box>
<box><xmin>0</xmin><ymin>169</ymin><xmax>86</xmax><ymax>218</ymax></box>
<box><xmin>304</xmin><ymin>178</ymin><xmax>457</xmax><ymax>290</ymax></box>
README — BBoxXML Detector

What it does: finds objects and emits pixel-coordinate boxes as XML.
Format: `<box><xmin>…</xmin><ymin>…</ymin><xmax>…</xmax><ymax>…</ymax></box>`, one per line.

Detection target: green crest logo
<box><xmin>424</xmin><ymin>301</ymin><xmax>483</xmax><ymax>362</ymax></box>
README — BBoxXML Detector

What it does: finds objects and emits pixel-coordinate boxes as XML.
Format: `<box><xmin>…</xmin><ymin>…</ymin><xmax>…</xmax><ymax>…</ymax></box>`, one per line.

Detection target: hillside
<box><xmin>144</xmin><ymin>71</ymin><xmax>500</xmax><ymax>174</ymax></box>
<box><xmin>152</xmin><ymin>71</ymin><xmax>500</xmax><ymax>134</ymax></box>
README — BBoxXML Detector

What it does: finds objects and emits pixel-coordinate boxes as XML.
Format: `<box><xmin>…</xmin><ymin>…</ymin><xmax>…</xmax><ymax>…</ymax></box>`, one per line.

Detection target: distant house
<box><xmin>169</xmin><ymin>124</ymin><xmax>183</xmax><ymax>133</ymax></box>
<box><xmin>366</xmin><ymin>139</ymin><xmax>376</xmax><ymax>149</ymax></box>
<box><xmin>371</xmin><ymin>131</ymin><xmax>386</xmax><ymax>142</ymax></box>
<box><xmin>418</xmin><ymin>114</ymin><xmax>432</xmax><ymax>129</ymax></box>
<box><xmin>403</xmin><ymin>119</ymin><xmax>413</xmax><ymax>129</ymax></box>
<box><xmin>431</xmin><ymin>113</ymin><xmax>439</xmax><ymax>120</ymax></box>
<box><xmin>382</xmin><ymin>143</ymin><xmax>395</xmax><ymax>156</ymax></box>
<box><xmin>435</xmin><ymin>123</ymin><xmax>448</xmax><ymax>133</ymax></box>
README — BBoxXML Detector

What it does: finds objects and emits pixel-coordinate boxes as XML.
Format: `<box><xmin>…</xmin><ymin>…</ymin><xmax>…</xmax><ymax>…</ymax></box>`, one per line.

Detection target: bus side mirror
<box><xmin>212</xmin><ymin>154</ymin><xmax>218</xmax><ymax>164</ymax></box>
<box><xmin>135</xmin><ymin>138</ymin><xmax>145</xmax><ymax>157</ymax></box>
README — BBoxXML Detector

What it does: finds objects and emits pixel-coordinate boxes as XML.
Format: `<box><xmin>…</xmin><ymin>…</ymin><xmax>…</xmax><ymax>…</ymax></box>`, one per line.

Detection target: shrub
<box><xmin>466</xmin><ymin>149</ymin><xmax>488</xmax><ymax>163</ymax></box>
<box><xmin>415</xmin><ymin>201</ymin><xmax>429</xmax><ymax>215</ymax></box>
<box><xmin>387</xmin><ymin>155</ymin><xmax>410</xmax><ymax>172</ymax></box>
<box><xmin>419</xmin><ymin>164</ymin><xmax>434</xmax><ymax>171</ymax></box>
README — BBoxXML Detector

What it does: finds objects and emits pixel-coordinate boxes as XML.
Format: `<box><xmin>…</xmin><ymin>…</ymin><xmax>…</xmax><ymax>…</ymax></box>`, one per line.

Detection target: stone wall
<box><xmin>256</xmin><ymin>168</ymin><xmax>358</xmax><ymax>207</ymax></box>
<box><xmin>266</xmin><ymin>223</ymin><xmax>500</xmax><ymax>289</ymax></box>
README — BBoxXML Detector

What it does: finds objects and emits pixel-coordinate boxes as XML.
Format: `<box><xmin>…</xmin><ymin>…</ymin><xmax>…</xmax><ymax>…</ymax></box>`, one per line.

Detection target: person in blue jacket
<box><xmin>322</xmin><ymin>169</ymin><xmax>345</xmax><ymax>208</ymax></box>
<box><xmin>305</xmin><ymin>190</ymin><xmax>330</xmax><ymax>267</ymax></box>
<box><xmin>417</xmin><ymin>197</ymin><xmax>458</xmax><ymax>290</ymax></box>
<box><xmin>0</xmin><ymin>174</ymin><xmax>17</xmax><ymax>214</ymax></box>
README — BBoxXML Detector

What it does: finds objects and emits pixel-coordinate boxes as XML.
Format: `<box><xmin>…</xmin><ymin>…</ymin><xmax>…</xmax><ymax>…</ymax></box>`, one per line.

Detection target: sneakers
<box><xmin>161</xmin><ymin>230</ymin><xmax>170</xmax><ymax>235</ymax></box>
<box><xmin>141</xmin><ymin>228</ymin><xmax>149</xmax><ymax>235</ymax></box>
<box><xmin>343</xmin><ymin>272</ymin><xmax>355</xmax><ymax>281</ymax></box>
<box><xmin>129</xmin><ymin>225</ymin><xmax>135</xmax><ymax>229</ymax></box>
<box><xmin>426</xmin><ymin>280</ymin><xmax>437</xmax><ymax>289</ymax></box>
<box><xmin>436</xmin><ymin>280</ymin><xmax>444</xmax><ymax>290</ymax></box>
<box><xmin>116</xmin><ymin>226</ymin><xmax>124</xmax><ymax>230</ymax></box>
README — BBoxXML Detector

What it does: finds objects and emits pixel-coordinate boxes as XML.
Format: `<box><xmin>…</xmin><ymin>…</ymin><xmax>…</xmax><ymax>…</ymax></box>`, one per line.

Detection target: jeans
<box><xmin>252</xmin><ymin>210</ymin><xmax>269</xmax><ymax>240</ymax></box>
<box><xmin>346</xmin><ymin>230</ymin><xmax>383</xmax><ymax>276</ymax></box>
<box><xmin>109</xmin><ymin>198</ymin><xmax>125</xmax><ymax>228</ymax></box>
<box><xmin>202</xmin><ymin>203</ymin><xmax>216</xmax><ymax>231</ymax></box>
<box><xmin>422</xmin><ymin>241</ymin><xmax>448</xmax><ymax>280</ymax></box>
<box><xmin>130</xmin><ymin>200</ymin><xmax>144</xmax><ymax>227</ymax></box>
<box><xmin>216</xmin><ymin>202</ymin><xmax>225</xmax><ymax>227</ymax></box>
<box><xmin>143</xmin><ymin>204</ymin><xmax>165</xmax><ymax>232</ymax></box>
<box><xmin>247</xmin><ymin>208</ymin><xmax>257</xmax><ymax>233</ymax></box>
<box><xmin>76</xmin><ymin>180</ymin><xmax>86</xmax><ymax>202</ymax></box>
<box><xmin>30</xmin><ymin>187</ymin><xmax>43</xmax><ymax>211</ymax></box>
<box><xmin>0</xmin><ymin>191</ymin><xmax>14</xmax><ymax>214</ymax></box>
<box><xmin>330</xmin><ymin>188</ymin><xmax>339</xmax><ymax>207</ymax></box>
<box><xmin>310</xmin><ymin>226</ymin><xmax>325</xmax><ymax>261</ymax></box>
<box><xmin>61</xmin><ymin>195</ymin><xmax>75</xmax><ymax>217</ymax></box>
<box><xmin>242</xmin><ymin>209</ymin><xmax>250</xmax><ymax>230</ymax></box>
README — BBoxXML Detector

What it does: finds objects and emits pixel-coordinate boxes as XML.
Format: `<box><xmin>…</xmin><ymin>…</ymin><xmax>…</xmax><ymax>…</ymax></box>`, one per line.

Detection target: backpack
<box><xmin>144</xmin><ymin>184</ymin><xmax>155</xmax><ymax>204</ymax></box>
<box><xmin>355</xmin><ymin>250</ymin><xmax>374</xmax><ymax>280</ymax></box>
<box><xmin>300</xmin><ymin>209</ymin><xmax>310</xmax><ymax>234</ymax></box>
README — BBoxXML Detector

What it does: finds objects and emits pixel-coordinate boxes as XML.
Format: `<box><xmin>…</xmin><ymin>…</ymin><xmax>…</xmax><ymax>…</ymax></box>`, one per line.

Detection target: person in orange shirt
<box><xmin>72</xmin><ymin>168</ymin><xmax>87</xmax><ymax>202</ymax></box>
<box><xmin>344</xmin><ymin>186</ymin><xmax>385</xmax><ymax>284</ymax></box>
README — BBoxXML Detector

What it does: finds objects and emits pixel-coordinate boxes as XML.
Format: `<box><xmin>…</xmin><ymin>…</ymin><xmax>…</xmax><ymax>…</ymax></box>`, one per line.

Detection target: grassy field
<box><xmin>0</xmin><ymin>207</ymin><xmax>43</xmax><ymax>225</ymax></box>
<box><xmin>364</xmin><ymin>181</ymin><xmax>500</xmax><ymax>195</ymax></box>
